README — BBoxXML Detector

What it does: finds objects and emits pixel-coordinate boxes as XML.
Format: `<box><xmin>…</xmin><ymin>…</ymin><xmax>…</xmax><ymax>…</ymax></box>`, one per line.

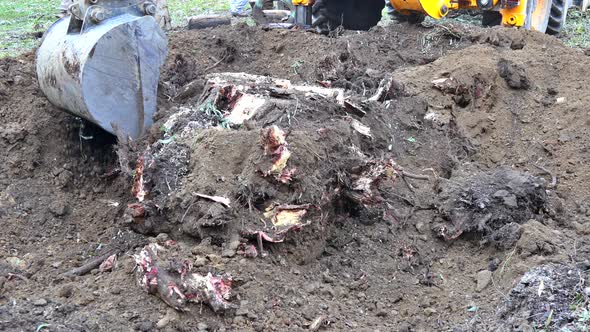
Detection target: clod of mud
<box><xmin>4</xmin><ymin>21</ymin><xmax>590</xmax><ymax>332</ymax></box>
<box><xmin>0</xmin><ymin>122</ymin><xmax>27</xmax><ymax>144</ymax></box>
<box><xmin>498</xmin><ymin>59</ymin><xmax>530</xmax><ymax>90</ymax></box>
<box><xmin>514</xmin><ymin>220</ymin><xmax>568</xmax><ymax>258</ymax></box>
<box><xmin>435</xmin><ymin>168</ymin><xmax>548</xmax><ymax>243</ymax></box>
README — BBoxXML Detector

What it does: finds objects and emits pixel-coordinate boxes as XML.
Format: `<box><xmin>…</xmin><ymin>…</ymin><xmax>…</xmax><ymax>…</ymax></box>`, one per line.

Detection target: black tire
<box><xmin>312</xmin><ymin>0</ymin><xmax>385</xmax><ymax>32</ymax></box>
<box><xmin>523</xmin><ymin>0</ymin><xmax>553</xmax><ymax>33</ymax></box>
<box><xmin>546</xmin><ymin>0</ymin><xmax>567</xmax><ymax>35</ymax></box>
<box><xmin>482</xmin><ymin>11</ymin><xmax>502</xmax><ymax>27</ymax></box>
<box><xmin>387</xmin><ymin>0</ymin><xmax>425</xmax><ymax>24</ymax></box>
<box><xmin>393</xmin><ymin>11</ymin><xmax>426</xmax><ymax>24</ymax></box>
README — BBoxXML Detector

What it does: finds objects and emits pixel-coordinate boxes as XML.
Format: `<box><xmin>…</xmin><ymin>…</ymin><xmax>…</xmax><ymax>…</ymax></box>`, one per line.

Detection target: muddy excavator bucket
<box><xmin>37</xmin><ymin>1</ymin><xmax>168</xmax><ymax>139</ymax></box>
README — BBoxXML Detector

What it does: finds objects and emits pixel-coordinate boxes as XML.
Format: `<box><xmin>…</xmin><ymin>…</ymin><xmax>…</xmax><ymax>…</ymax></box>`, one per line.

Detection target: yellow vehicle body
<box><xmin>389</xmin><ymin>0</ymin><xmax>529</xmax><ymax>26</ymax></box>
<box><xmin>293</xmin><ymin>0</ymin><xmax>570</xmax><ymax>35</ymax></box>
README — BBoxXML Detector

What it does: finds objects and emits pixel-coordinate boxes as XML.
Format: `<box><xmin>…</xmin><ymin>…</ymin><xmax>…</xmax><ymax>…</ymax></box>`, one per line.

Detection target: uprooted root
<box><xmin>134</xmin><ymin>243</ymin><xmax>235</xmax><ymax>312</ymax></box>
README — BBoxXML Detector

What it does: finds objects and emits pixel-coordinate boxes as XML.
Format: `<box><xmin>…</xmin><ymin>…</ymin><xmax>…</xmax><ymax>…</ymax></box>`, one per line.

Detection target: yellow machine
<box><xmin>291</xmin><ymin>0</ymin><xmax>570</xmax><ymax>35</ymax></box>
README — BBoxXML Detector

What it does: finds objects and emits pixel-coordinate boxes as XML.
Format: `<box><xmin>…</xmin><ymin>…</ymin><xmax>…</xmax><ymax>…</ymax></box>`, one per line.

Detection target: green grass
<box><xmin>0</xmin><ymin>0</ymin><xmax>55</xmax><ymax>58</ymax></box>
<box><xmin>0</xmin><ymin>0</ymin><xmax>230</xmax><ymax>58</ymax></box>
<box><xmin>169</xmin><ymin>0</ymin><xmax>229</xmax><ymax>24</ymax></box>
<box><xmin>562</xmin><ymin>9</ymin><xmax>590</xmax><ymax>48</ymax></box>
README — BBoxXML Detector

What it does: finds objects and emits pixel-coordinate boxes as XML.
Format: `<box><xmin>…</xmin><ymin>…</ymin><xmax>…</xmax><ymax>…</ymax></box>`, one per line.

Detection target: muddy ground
<box><xmin>1</xmin><ymin>20</ymin><xmax>590</xmax><ymax>332</ymax></box>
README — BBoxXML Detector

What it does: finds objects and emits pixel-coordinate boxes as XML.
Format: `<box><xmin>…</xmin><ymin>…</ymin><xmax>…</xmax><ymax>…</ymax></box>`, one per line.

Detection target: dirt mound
<box><xmin>2</xmin><ymin>22</ymin><xmax>590</xmax><ymax>332</ymax></box>
<box><xmin>158</xmin><ymin>22</ymin><xmax>475</xmax><ymax>104</ymax></box>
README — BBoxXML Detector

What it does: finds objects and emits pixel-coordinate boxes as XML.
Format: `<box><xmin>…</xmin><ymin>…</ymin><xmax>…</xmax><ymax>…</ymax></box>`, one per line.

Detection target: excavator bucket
<box><xmin>37</xmin><ymin>1</ymin><xmax>168</xmax><ymax>139</ymax></box>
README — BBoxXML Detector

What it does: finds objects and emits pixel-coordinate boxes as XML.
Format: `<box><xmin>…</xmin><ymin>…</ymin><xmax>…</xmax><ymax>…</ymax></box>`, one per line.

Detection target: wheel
<box><xmin>386</xmin><ymin>0</ymin><xmax>426</xmax><ymax>23</ymax></box>
<box><xmin>482</xmin><ymin>11</ymin><xmax>502</xmax><ymax>26</ymax></box>
<box><xmin>312</xmin><ymin>0</ymin><xmax>385</xmax><ymax>32</ymax></box>
<box><xmin>393</xmin><ymin>11</ymin><xmax>426</xmax><ymax>24</ymax></box>
<box><xmin>546</xmin><ymin>0</ymin><xmax>568</xmax><ymax>34</ymax></box>
<box><xmin>524</xmin><ymin>0</ymin><xmax>567</xmax><ymax>34</ymax></box>
<box><xmin>524</xmin><ymin>0</ymin><xmax>551</xmax><ymax>32</ymax></box>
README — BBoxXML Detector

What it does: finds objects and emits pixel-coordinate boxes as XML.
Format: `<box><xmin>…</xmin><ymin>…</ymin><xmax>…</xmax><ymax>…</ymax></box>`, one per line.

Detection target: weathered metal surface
<box><xmin>294</xmin><ymin>5</ymin><xmax>313</xmax><ymax>27</ymax></box>
<box><xmin>37</xmin><ymin>2</ymin><xmax>168</xmax><ymax>139</ymax></box>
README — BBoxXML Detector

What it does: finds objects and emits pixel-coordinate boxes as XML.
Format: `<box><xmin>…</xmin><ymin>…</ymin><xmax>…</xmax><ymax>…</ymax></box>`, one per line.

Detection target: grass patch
<box><xmin>0</xmin><ymin>0</ymin><xmax>230</xmax><ymax>58</ymax></box>
<box><xmin>562</xmin><ymin>9</ymin><xmax>590</xmax><ymax>48</ymax></box>
<box><xmin>169</xmin><ymin>0</ymin><xmax>229</xmax><ymax>25</ymax></box>
<box><xmin>0</xmin><ymin>0</ymin><xmax>56</xmax><ymax>58</ymax></box>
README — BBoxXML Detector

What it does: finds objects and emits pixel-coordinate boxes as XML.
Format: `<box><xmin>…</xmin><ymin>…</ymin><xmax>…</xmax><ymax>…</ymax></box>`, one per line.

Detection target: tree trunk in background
<box><xmin>188</xmin><ymin>15</ymin><xmax>232</xmax><ymax>30</ymax></box>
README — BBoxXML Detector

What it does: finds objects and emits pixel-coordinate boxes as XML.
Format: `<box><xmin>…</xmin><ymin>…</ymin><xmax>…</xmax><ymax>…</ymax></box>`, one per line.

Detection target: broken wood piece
<box><xmin>401</xmin><ymin>170</ymin><xmax>431</xmax><ymax>181</ymax></box>
<box><xmin>532</xmin><ymin>164</ymin><xmax>557</xmax><ymax>188</ymax></box>
<box><xmin>65</xmin><ymin>249</ymin><xmax>121</xmax><ymax>276</ymax></box>
<box><xmin>432</xmin><ymin>77</ymin><xmax>460</xmax><ymax>94</ymax></box>
<box><xmin>7</xmin><ymin>273</ymin><xmax>28</xmax><ymax>282</ymax></box>
<box><xmin>309</xmin><ymin>315</ymin><xmax>327</xmax><ymax>331</ymax></box>
<box><xmin>367</xmin><ymin>76</ymin><xmax>404</xmax><ymax>102</ymax></box>
<box><xmin>199</xmin><ymin>72</ymin><xmax>348</xmax><ymax>127</ymax></box>
<box><xmin>188</xmin><ymin>15</ymin><xmax>231</xmax><ymax>30</ymax></box>
<box><xmin>260</xmin><ymin>125</ymin><xmax>295</xmax><ymax>183</ymax></box>
<box><xmin>265</xmin><ymin>22</ymin><xmax>295</xmax><ymax>29</ymax></box>
<box><xmin>193</xmin><ymin>193</ymin><xmax>231</xmax><ymax>208</ymax></box>
<box><xmin>343</xmin><ymin>100</ymin><xmax>366</xmax><ymax>117</ymax></box>
<box><xmin>348</xmin><ymin>118</ymin><xmax>372</xmax><ymax>138</ymax></box>
<box><xmin>132</xmin><ymin>155</ymin><xmax>147</xmax><ymax>202</ymax></box>
<box><xmin>99</xmin><ymin>254</ymin><xmax>118</xmax><ymax>273</ymax></box>
<box><xmin>204</xmin><ymin>55</ymin><xmax>228</xmax><ymax>72</ymax></box>
<box><xmin>242</xmin><ymin>204</ymin><xmax>314</xmax><ymax>245</ymax></box>
<box><xmin>262</xmin><ymin>9</ymin><xmax>292</xmax><ymax>21</ymax></box>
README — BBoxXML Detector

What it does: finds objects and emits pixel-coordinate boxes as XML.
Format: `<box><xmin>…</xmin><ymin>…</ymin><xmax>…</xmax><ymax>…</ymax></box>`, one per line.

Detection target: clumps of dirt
<box><xmin>0</xmin><ymin>122</ymin><xmax>28</xmax><ymax>144</ymax></box>
<box><xmin>4</xmin><ymin>20</ymin><xmax>590</xmax><ymax>331</ymax></box>
<box><xmin>475</xmin><ymin>27</ymin><xmax>528</xmax><ymax>50</ymax></box>
<box><xmin>514</xmin><ymin>220</ymin><xmax>567</xmax><ymax>258</ymax></box>
<box><xmin>434</xmin><ymin>168</ymin><xmax>548</xmax><ymax>243</ymax></box>
<box><xmin>160</xmin><ymin>22</ymin><xmax>474</xmax><ymax>109</ymax></box>
<box><xmin>499</xmin><ymin>264</ymin><xmax>589</xmax><ymax>331</ymax></box>
<box><xmin>498</xmin><ymin>58</ymin><xmax>530</xmax><ymax>90</ymax></box>
<box><xmin>315</xmin><ymin>50</ymin><xmax>385</xmax><ymax>96</ymax></box>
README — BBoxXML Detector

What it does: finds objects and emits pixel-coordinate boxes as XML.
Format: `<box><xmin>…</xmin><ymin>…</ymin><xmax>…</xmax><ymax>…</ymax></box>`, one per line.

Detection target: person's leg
<box><xmin>230</xmin><ymin>0</ymin><xmax>250</xmax><ymax>15</ymax></box>
<box><xmin>385</xmin><ymin>0</ymin><xmax>398</xmax><ymax>18</ymax></box>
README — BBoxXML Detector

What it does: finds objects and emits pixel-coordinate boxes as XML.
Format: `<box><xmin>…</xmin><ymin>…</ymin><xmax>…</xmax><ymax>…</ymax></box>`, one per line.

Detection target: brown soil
<box><xmin>1</xmin><ymin>21</ymin><xmax>590</xmax><ymax>332</ymax></box>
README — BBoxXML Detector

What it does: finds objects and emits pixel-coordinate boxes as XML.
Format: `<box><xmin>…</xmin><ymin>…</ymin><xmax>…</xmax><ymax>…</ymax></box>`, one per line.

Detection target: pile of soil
<box><xmin>1</xmin><ymin>21</ymin><xmax>590</xmax><ymax>332</ymax></box>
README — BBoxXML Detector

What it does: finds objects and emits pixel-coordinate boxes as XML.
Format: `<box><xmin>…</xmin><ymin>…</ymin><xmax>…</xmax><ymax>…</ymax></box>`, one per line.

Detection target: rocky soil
<box><xmin>1</xmin><ymin>21</ymin><xmax>590</xmax><ymax>332</ymax></box>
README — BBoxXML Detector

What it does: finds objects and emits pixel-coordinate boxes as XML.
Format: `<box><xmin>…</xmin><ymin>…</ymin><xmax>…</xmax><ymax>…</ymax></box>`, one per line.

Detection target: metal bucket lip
<box><xmin>36</xmin><ymin>13</ymin><xmax>168</xmax><ymax>139</ymax></box>
<box><xmin>79</xmin><ymin>14</ymin><xmax>168</xmax><ymax>138</ymax></box>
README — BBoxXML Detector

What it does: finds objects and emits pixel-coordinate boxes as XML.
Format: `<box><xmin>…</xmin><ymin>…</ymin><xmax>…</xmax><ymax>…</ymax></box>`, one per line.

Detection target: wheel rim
<box><xmin>526</xmin><ymin>0</ymin><xmax>552</xmax><ymax>32</ymax></box>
